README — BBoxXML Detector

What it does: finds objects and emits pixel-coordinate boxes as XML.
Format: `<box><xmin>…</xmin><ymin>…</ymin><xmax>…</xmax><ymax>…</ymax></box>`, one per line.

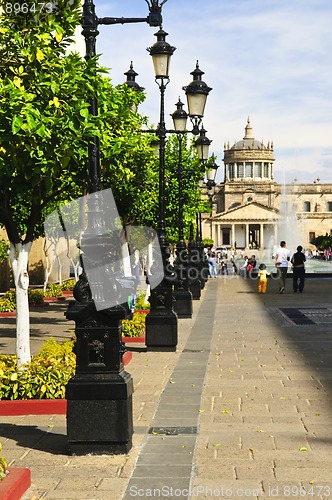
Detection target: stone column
<box><xmin>245</xmin><ymin>224</ymin><xmax>249</xmax><ymax>249</ymax></box>
<box><xmin>260</xmin><ymin>224</ymin><xmax>264</xmax><ymax>249</ymax></box>
<box><xmin>231</xmin><ymin>224</ymin><xmax>236</xmax><ymax>248</ymax></box>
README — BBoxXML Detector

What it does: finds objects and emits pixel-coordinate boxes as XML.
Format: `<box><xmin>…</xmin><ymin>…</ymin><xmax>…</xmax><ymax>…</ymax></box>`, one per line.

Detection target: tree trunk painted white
<box><xmin>43</xmin><ymin>240</ymin><xmax>56</xmax><ymax>292</ymax></box>
<box><xmin>122</xmin><ymin>241</ymin><xmax>132</xmax><ymax>277</ymax></box>
<box><xmin>57</xmin><ymin>253</ymin><xmax>63</xmax><ymax>285</ymax></box>
<box><xmin>144</xmin><ymin>242</ymin><xmax>153</xmax><ymax>304</ymax></box>
<box><xmin>9</xmin><ymin>242</ymin><xmax>32</xmax><ymax>366</ymax></box>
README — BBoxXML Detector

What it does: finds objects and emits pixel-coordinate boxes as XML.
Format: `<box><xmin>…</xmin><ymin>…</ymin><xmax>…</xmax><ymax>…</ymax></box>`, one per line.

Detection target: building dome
<box><xmin>223</xmin><ymin>117</ymin><xmax>275</xmax><ymax>182</ymax></box>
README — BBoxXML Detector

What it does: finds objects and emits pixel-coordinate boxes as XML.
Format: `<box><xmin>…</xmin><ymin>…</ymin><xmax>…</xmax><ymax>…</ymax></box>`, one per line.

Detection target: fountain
<box><xmin>265</xmin><ymin>183</ymin><xmax>332</xmax><ymax>275</ymax></box>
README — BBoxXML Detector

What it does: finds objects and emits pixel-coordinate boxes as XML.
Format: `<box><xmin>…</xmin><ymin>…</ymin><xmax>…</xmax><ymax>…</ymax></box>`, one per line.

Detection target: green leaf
<box><xmin>12</xmin><ymin>115</ymin><xmax>24</xmax><ymax>134</ymax></box>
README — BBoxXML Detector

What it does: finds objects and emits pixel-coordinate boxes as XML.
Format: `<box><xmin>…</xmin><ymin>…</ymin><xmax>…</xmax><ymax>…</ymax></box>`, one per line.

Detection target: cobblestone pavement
<box><xmin>0</xmin><ymin>273</ymin><xmax>332</xmax><ymax>499</ymax></box>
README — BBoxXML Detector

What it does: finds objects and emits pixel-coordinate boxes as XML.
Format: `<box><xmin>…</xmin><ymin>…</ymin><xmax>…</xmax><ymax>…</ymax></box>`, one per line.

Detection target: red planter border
<box><xmin>0</xmin><ymin>399</ymin><xmax>67</xmax><ymax>416</ymax></box>
<box><xmin>0</xmin><ymin>467</ymin><xmax>31</xmax><ymax>500</ymax></box>
<box><xmin>122</xmin><ymin>335</ymin><xmax>145</xmax><ymax>343</ymax></box>
<box><xmin>43</xmin><ymin>296</ymin><xmax>66</xmax><ymax>303</ymax></box>
<box><xmin>0</xmin><ymin>312</ymin><xmax>16</xmax><ymax>317</ymax></box>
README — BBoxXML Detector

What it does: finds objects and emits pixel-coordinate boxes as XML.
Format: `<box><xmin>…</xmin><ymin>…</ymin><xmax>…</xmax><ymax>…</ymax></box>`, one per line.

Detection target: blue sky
<box><xmin>77</xmin><ymin>0</ymin><xmax>332</xmax><ymax>184</ymax></box>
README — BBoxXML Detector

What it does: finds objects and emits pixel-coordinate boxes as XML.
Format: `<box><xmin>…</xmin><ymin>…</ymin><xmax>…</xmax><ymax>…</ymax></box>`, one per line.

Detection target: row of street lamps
<box><xmin>66</xmin><ymin>0</ymin><xmax>219</xmax><ymax>455</ymax></box>
<box><xmin>123</xmin><ymin>29</ymin><xmax>218</xmax><ymax>347</ymax></box>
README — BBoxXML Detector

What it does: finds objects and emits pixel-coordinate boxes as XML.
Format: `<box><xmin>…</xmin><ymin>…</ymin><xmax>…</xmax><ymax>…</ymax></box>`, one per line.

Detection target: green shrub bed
<box><xmin>134</xmin><ymin>292</ymin><xmax>150</xmax><ymax>311</ymax></box>
<box><xmin>122</xmin><ymin>312</ymin><xmax>146</xmax><ymax>338</ymax></box>
<box><xmin>0</xmin><ymin>338</ymin><xmax>76</xmax><ymax>400</ymax></box>
<box><xmin>0</xmin><ymin>442</ymin><xmax>6</xmax><ymax>481</ymax></box>
<box><xmin>43</xmin><ymin>283</ymin><xmax>63</xmax><ymax>298</ymax></box>
<box><xmin>61</xmin><ymin>279</ymin><xmax>76</xmax><ymax>291</ymax></box>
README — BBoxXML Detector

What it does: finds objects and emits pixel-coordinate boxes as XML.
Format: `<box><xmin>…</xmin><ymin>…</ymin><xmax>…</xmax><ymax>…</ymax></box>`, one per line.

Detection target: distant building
<box><xmin>202</xmin><ymin>118</ymin><xmax>332</xmax><ymax>254</ymax></box>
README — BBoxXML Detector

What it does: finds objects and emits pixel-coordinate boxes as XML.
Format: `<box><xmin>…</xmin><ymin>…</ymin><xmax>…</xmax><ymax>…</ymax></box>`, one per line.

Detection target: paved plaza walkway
<box><xmin>1</xmin><ymin>271</ymin><xmax>332</xmax><ymax>499</ymax></box>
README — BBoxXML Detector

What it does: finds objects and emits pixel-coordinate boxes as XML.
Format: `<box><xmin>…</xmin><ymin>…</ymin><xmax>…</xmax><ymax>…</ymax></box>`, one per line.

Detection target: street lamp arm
<box><xmin>98</xmin><ymin>17</ymin><xmax>152</xmax><ymax>26</ymax></box>
<box><xmin>99</xmin><ymin>0</ymin><xmax>167</xmax><ymax>27</ymax></box>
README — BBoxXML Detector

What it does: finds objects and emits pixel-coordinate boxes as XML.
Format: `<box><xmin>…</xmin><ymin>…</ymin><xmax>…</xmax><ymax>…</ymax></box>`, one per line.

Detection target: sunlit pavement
<box><xmin>1</xmin><ymin>273</ymin><xmax>332</xmax><ymax>499</ymax></box>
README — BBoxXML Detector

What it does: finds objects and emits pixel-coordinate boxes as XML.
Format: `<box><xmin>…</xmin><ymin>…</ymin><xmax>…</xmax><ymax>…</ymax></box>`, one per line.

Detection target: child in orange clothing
<box><xmin>258</xmin><ymin>263</ymin><xmax>270</xmax><ymax>293</ymax></box>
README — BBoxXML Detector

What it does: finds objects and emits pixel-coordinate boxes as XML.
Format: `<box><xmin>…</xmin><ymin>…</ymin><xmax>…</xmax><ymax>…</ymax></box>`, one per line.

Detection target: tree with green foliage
<box><xmin>310</xmin><ymin>234</ymin><xmax>332</xmax><ymax>251</ymax></box>
<box><xmin>0</xmin><ymin>0</ymin><xmax>156</xmax><ymax>365</ymax></box>
<box><xmin>0</xmin><ymin>239</ymin><xmax>9</xmax><ymax>262</ymax></box>
<box><xmin>163</xmin><ymin>134</ymin><xmax>210</xmax><ymax>244</ymax></box>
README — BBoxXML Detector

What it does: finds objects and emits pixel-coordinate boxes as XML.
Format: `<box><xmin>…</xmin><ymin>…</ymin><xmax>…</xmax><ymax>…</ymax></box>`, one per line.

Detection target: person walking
<box><xmin>207</xmin><ymin>248</ymin><xmax>218</xmax><ymax>278</ymax></box>
<box><xmin>291</xmin><ymin>245</ymin><xmax>306</xmax><ymax>293</ymax></box>
<box><xmin>257</xmin><ymin>263</ymin><xmax>270</xmax><ymax>294</ymax></box>
<box><xmin>272</xmin><ymin>240</ymin><xmax>290</xmax><ymax>293</ymax></box>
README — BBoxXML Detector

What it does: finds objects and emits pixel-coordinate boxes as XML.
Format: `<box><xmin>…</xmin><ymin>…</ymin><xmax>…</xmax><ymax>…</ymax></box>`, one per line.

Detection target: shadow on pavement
<box><xmin>0</xmin><ymin>423</ymin><xmax>68</xmax><ymax>455</ymax></box>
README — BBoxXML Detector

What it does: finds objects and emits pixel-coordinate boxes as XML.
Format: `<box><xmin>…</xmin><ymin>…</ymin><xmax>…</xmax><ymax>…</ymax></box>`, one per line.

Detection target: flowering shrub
<box><xmin>0</xmin><ymin>338</ymin><xmax>76</xmax><ymax>400</ymax></box>
<box><xmin>61</xmin><ymin>279</ymin><xmax>76</xmax><ymax>291</ymax></box>
<box><xmin>0</xmin><ymin>442</ymin><xmax>6</xmax><ymax>481</ymax></box>
<box><xmin>44</xmin><ymin>283</ymin><xmax>63</xmax><ymax>298</ymax></box>
<box><xmin>28</xmin><ymin>289</ymin><xmax>44</xmax><ymax>305</ymax></box>
<box><xmin>0</xmin><ymin>289</ymin><xmax>45</xmax><ymax>311</ymax></box>
<box><xmin>122</xmin><ymin>312</ymin><xmax>146</xmax><ymax>337</ymax></box>
<box><xmin>134</xmin><ymin>293</ymin><xmax>150</xmax><ymax>311</ymax></box>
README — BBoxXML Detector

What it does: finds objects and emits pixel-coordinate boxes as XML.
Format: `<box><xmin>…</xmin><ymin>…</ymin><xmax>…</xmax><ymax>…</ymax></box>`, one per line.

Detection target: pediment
<box><xmin>213</xmin><ymin>202</ymin><xmax>279</xmax><ymax>222</ymax></box>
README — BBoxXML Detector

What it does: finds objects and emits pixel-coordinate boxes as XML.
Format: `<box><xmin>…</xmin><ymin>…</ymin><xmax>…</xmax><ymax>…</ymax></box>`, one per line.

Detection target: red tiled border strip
<box><xmin>0</xmin><ymin>468</ymin><xmax>31</xmax><ymax>500</ymax></box>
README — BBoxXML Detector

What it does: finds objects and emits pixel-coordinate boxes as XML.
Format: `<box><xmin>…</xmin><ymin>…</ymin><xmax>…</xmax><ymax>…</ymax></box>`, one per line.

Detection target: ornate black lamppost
<box><xmin>144</xmin><ymin>28</ymin><xmax>179</xmax><ymax>350</ymax></box>
<box><xmin>186</xmin><ymin>128</ymin><xmax>212</xmax><ymax>296</ymax></box>
<box><xmin>171</xmin><ymin>98</ymin><xmax>193</xmax><ymax>318</ymax></box>
<box><xmin>205</xmin><ymin>156</ymin><xmax>219</xmax><ymax>241</ymax></box>
<box><xmin>144</xmin><ymin>55</ymin><xmax>212</xmax><ymax>339</ymax></box>
<box><xmin>65</xmin><ymin>0</ymin><xmax>167</xmax><ymax>456</ymax></box>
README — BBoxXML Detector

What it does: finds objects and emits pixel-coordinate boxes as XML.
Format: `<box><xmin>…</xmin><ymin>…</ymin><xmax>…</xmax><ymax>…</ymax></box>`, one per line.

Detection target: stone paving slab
<box><xmin>1</xmin><ymin>275</ymin><xmax>332</xmax><ymax>498</ymax></box>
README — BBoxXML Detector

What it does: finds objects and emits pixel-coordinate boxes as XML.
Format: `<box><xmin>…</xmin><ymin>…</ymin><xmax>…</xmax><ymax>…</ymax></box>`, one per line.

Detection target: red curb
<box><xmin>0</xmin><ymin>312</ymin><xmax>16</xmax><ymax>317</ymax></box>
<box><xmin>122</xmin><ymin>336</ymin><xmax>145</xmax><ymax>343</ymax></box>
<box><xmin>43</xmin><ymin>296</ymin><xmax>65</xmax><ymax>302</ymax></box>
<box><xmin>0</xmin><ymin>352</ymin><xmax>132</xmax><ymax>416</ymax></box>
<box><xmin>0</xmin><ymin>467</ymin><xmax>31</xmax><ymax>500</ymax></box>
<box><xmin>0</xmin><ymin>399</ymin><xmax>67</xmax><ymax>416</ymax></box>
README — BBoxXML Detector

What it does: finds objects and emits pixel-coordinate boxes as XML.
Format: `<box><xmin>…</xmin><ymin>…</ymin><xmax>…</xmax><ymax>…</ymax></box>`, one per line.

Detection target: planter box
<box><xmin>0</xmin><ymin>467</ymin><xmax>31</xmax><ymax>500</ymax></box>
<box><xmin>0</xmin><ymin>352</ymin><xmax>132</xmax><ymax>416</ymax></box>
<box><xmin>62</xmin><ymin>291</ymin><xmax>73</xmax><ymax>298</ymax></box>
<box><xmin>134</xmin><ymin>309</ymin><xmax>150</xmax><ymax>314</ymax></box>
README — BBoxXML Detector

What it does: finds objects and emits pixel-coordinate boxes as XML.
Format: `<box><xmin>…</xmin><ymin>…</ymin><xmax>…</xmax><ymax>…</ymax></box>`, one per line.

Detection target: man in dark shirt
<box><xmin>291</xmin><ymin>245</ymin><xmax>306</xmax><ymax>293</ymax></box>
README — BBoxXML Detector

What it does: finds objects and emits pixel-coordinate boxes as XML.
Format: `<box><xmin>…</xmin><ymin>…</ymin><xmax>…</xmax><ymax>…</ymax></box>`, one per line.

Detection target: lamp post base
<box><xmin>189</xmin><ymin>279</ymin><xmax>202</xmax><ymax>300</ymax></box>
<box><xmin>66</xmin><ymin>371</ymin><xmax>133</xmax><ymax>455</ymax></box>
<box><xmin>145</xmin><ymin>309</ymin><xmax>178</xmax><ymax>350</ymax></box>
<box><xmin>173</xmin><ymin>288</ymin><xmax>193</xmax><ymax>318</ymax></box>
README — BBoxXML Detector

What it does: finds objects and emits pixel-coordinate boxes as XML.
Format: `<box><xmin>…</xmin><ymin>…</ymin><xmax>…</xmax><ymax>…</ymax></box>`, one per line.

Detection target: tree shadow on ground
<box><xmin>0</xmin><ymin>423</ymin><xmax>68</xmax><ymax>455</ymax></box>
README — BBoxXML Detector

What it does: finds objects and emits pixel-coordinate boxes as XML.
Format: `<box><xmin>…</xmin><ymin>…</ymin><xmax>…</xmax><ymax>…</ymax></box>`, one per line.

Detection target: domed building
<box><xmin>202</xmin><ymin>118</ymin><xmax>332</xmax><ymax>256</ymax></box>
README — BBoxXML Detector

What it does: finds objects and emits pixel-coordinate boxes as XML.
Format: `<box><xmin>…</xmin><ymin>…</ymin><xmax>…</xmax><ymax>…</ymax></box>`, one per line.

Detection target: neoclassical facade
<box><xmin>202</xmin><ymin>118</ymin><xmax>332</xmax><ymax>253</ymax></box>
